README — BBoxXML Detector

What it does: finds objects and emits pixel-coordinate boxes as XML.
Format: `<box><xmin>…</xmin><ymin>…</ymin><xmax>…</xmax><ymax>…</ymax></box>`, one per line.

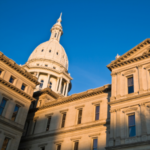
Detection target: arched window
<box><xmin>40</xmin><ymin>80</ymin><xmax>44</xmax><ymax>88</ymax></box>
<box><xmin>54</xmin><ymin>33</ymin><xmax>57</xmax><ymax>37</ymax></box>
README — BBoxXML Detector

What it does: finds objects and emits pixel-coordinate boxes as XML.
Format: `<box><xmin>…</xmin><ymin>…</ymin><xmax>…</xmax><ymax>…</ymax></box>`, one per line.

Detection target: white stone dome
<box><xmin>28</xmin><ymin>39</ymin><xmax>68</xmax><ymax>70</ymax></box>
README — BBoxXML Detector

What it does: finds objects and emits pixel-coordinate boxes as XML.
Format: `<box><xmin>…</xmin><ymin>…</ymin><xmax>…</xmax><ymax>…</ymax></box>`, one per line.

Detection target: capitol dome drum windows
<box><xmin>41</xmin><ymin>49</ymin><xmax>44</xmax><ymax>52</ymax></box>
<box><xmin>40</xmin><ymin>80</ymin><xmax>44</xmax><ymax>88</ymax></box>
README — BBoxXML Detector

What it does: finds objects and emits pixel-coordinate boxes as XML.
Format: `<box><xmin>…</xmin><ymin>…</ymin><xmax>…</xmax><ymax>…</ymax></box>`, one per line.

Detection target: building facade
<box><xmin>0</xmin><ymin>14</ymin><xmax>150</xmax><ymax>150</ymax></box>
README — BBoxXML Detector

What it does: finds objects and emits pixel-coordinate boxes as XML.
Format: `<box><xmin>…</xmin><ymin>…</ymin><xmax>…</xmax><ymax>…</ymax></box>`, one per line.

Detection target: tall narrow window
<box><xmin>49</xmin><ymin>82</ymin><xmax>52</xmax><ymax>89</ymax></box>
<box><xmin>128</xmin><ymin>77</ymin><xmax>134</xmax><ymax>94</ymax></box>
<box><xmin>93</xmin><ymin>138</ymin><xmax>98</xmax><ymax>150</ymax></box>
<box><xmin>32</xmin><ymin>120</ymin><xmax>37</xmax><ymax>134</ymax></box>
<box><xmin>129</xmin><ymin>115</ymin><xmax>136</xmax><ymax>137</ymax></box>
<box><xmin>61</xmin><ymin>83</ymin><xmax>64</xmax><ymax>94</ymax></box>
<box><xmin>23</xmin><ymin>121</ymin><xmax>30</xmax><ymax>136</ymax></box>
<box><xmin>46</xmin><ymin>116</ymin><xmax>51</xmax><ymax>131</ymax></box>
<box><xmin>9</xmin><ymin>76</ymin><xmax>15</xmax><ymax>84</ymax></box>
<box><xmin>74</xmin><ymin>141</ymin><xmax>79</xmax><ymax>150</ymax></box>
<box><xmin>21</xmin><ymin>84</ymin><xmax>26</xmax><ymax>91</ymax></box>
<box><xmin>95</xmin><ymin>105</ymin><xmax>100</xmax><ymax>120</ymax></box>
<box><xmin>40</xmin><ymin>80</ymin><xmax>44</xmax><ymax>88</ymax></box>
<box><xmin>11</xmin><ymin>105</ymin><xmax>19</xmax><ymax>121</ymax></box>
<box><xmin>61</xmin><ymin>113</ymin><xmax>66</xmax><ymax>128</ymax></box>
<box><xmin>1</xmin><ymin>137</ymin><xmax>10</xmax><ymax>150</ymax></box>
<box><xmin>0</xmin><ymin>98</ymin><xmax>7</xmax><ymax>115</ymax></box>
<box><xmin>55</xmin><ymin>33</ymin><xmax>57</xmax><ymax>38</ymax></box>
<box><xmin>78</xmin><ymin>109</ymin><xmax>82</xmax><ymax>124</ymax></box>
<box><xmin>57</xmin><ymin>145</ymin><xmax>61</xmax><ymax>150</ymax></box>
<box><xmin>38</xmin><ymin>100</ymin><xmax>42</xmax><ymax>107</ymax></box>
<box><xmin>0</xmin><ymin>69</ymin><xmax>3</xmax><ymax>75</ymax></box>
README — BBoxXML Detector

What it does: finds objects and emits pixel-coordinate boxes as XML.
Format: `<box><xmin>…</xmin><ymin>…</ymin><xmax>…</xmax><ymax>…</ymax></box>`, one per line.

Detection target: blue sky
<box><xmin>0</xmin><ymin>0</ymin><xmax>150</xmax><ymax>95</ymax></box>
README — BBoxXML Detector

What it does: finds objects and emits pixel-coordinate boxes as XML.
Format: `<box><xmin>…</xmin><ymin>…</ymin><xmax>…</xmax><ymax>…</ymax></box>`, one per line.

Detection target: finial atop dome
<box><xmin>115</xmin><ymin>54</ymin><xmax>120</xmax><ymax>59</ymax></box>
<box><xmin>57</xmin><ymin>12</ymin><xmax>62</xmax><ymax>23</ymax></box>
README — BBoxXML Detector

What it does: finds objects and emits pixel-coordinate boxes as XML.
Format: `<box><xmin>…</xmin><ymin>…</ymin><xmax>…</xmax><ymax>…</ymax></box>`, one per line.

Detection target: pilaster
<box><xmin>116</xmin><ymin>73</ymin><xmax>121</xmax><ymax>98</ymax></box>
<box><xmin>0</xmin><ymin>132</ymin><xmax>5</xmax><ymax>150</ymax></box>
<box><xmin>111</xmin><ymin>73</ymin><xmax>117</xmax><ymax>100</ymax></box>
<box><xmin>65</xmin><ymin>82</ymin><xmax>69</xmax><ymax>96</ymax></box>
<box><xmin>137</xmin><ymin>65</ymin><xmax>144</xmax><ymax>93</ymax></box>
<box><xmin>58</xmin><ymin>77</ymin><xmax>62</xmax><ymax>93</ymax></box>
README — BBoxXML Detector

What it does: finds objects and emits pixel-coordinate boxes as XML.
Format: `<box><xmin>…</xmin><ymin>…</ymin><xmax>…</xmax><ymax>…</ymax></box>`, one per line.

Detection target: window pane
<box><xmin>61</xmin><ymin>113</ymin><xmax>66</xmax><ymax>128</ymax></box>
<box><xmin>96</xmin><ymin>106</ymin><xmax>99</xmax><ymax>113</ymax></box>
<box><xmin>1</xmin><ymin>99</ymin><xmax>6</xmax><ymax>107</ymax></box>
<box><xmin>93</xmin><ymin>139</ymin><xmax>97</xmax><ymax>148</ymax></box>
<box><xmin>57</xmin><ymin>145</ymin><xmax>61</xmax><ymax>150</ymax></box>
<box><xmin>74</xmin><ymin>142</ymin><xmax>78</xmax><ymax>150</ymax></box>
<box><xmin>0</xmin><ymin>108</ymin><xmax>3</xmax><ymax>115</ymax></box>
<box><xmin>128</xmin><ymin>86</ymin><xmax>134</xmax><ymax>94</ymax></box>
<box><xmin>11</xmin><ymin>105</ymin><xmax>19</xmax><ymax>121</ymax></box>
<box><xmin>129</xmin><ymin>126</ymin><xmax>136</xmax><ymax>137</ymax></box>
<box><xmin>95</xmin><ymin>114</ymin><xmax>99</xmax><ymax>120</ymax></box>
<box><xmin>129</xmin><ymin>115</ymin><xmax>135</xmax><ymax>126</ymax></box>
<box><xmin>2</xmin><ymin>137</ymin><xmax>10</xmax><ymax>150</ymax></box>
<box><xmin>128</xmin><ymin>77</ymin><xmax>133</xmax><ymax>86</ymax></box>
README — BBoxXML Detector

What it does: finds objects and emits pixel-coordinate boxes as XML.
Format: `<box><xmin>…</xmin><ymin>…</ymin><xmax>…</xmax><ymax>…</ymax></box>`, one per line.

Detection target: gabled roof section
<box><xmin>0</xmin><ymin>52</ymin><xmax>40</xmax><ymax>85</ymax></box>
<box><xmin>107</xmin><ymin>39</ymin><xmax>150</xmax><ymax>71</ymax></box>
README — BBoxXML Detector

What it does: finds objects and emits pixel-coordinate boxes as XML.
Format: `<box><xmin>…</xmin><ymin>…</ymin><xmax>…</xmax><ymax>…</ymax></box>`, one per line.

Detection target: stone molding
<box><xmin>0</xmin><ymin>52</ymin><xmax>39</xmax><ymax>85</ymax></box>
<box><xmin>0</xmin><ymin>115</ymin><xmax>23</xmax><ymax>132</ymax></box>
<box><xmin>45</xmin><ymin>113</ymin><xmax>54</xmax><ymax>117</ymax></box>
<box><xmin>89</xmin><ymin>133</ymin><xmax>101</xmax><ymax>138</ymax></box>
<box><xmin>2</xmin><ymin>93</ymin><xmax>13</xmax><ymax>100</ymax></box>
<box><xmin>54</xmin><ymin>140</ymin><xmax>64</xmax><ymax>144</ymax></box>
<box><xmin>4</xmin><ymin>132</ymin><xmax>15</xmax><ymax>139</ymax></box>
<box><xmin>39</xmin><ymin>84</ymin><xmax>111</xmax><ymax>110</ymax></box>
<box><xmin>122</xmin><ymin>70</ymin><xmax>136</xmax><ymax>76</ymax></box>
<box><xmin>107</xmin><ymin>39</ymin><xmax>150</xmax><ymax>71</ymax></box>
<box><xmin>15</xmin><ymin>100</ymin><xmax>25</xmax><ymax>107</ymax></box>
<box><xmin>21</xmin><ymin>120</ymin><xmax>109</xmax><ymax>142</ymax></box>
<box><xmin>60</xmin><ymin>109</ymin><xmax>69</xmax><ymax>113</ymax></box>
<box><xmin>0</xmin><ymin>77</ymin><xmax>35</xmax><ymax>101</ymax></box>
<box><xmin>106</xmin><ymin>140</ymin><xmax>150</xmax><ymax>150</ymax></box>
<box><xmin>108</xmin><ymin>91</ymin><xmax>150</xmax><ymax>105</ymax></box>
<box><xmin>70</xmin><ymin>137</ymin><xmax>81</xmax><ymax>141</ymax></box>
<box><xmin>122</xmin><ymin>107</ymin><xmax>138</xmax><ymax>113</ymax></box>
<box><xmin>38</xmin><ymin>143</ymin><xmax>47</xmax><ymax>147</ymax></box>
<box><xmin>75</xmin><ymin>105</ymin><xmax>85</xmax><ymax>109</ymax></box>
<box><xmin>92</xmin><ymin>100</ymin><xmax>102</xmax><ymax>105</ymax></box>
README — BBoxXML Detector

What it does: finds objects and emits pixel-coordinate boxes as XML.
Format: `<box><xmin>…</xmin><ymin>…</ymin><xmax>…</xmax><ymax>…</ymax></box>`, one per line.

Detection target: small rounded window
<box><xmin>53</xmin><ymin>67</ymin><xmax>56</xmax><ymax>69</ymax></box>
<box><xmin>41</xmin><ymin>49</ymin><xmax>44</xmax><ymax>52</ymax></box>
<box><xmin>49</xmin><ymin>50</ymin><xmax>51</xmax><ymax>52</ymax></box>
<box><xmin>56</xmin><ymin>52</ymin><xmax>58</xmax><ymax>55</ymax></box>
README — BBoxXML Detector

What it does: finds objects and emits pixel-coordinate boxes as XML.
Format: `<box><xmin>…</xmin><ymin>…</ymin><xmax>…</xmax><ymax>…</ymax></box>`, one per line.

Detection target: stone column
<box><xmin>65</xmin><ymin>82</ymin><xmax>69</xmax><ymax>96</ymax></box>
<box><xmin>116</xmin><ymin>73</ymin><xmax>121</xmax><ymax>98</ymax></box>
<box><xmin>47</xmin><ymin>74</ymin><xmax>50</xmax><ymax>88</ymax></box>
<box><xmin>136</xmin><ymin>106</ymin><xmax>141</xmax><ymax>137</ymax></box>
<box><xmin>63</xmin><ymin>83</ymin><xmax>67</xmax><ymax>95</ymax></box>
<box><xmin>115</xmin><ymin>109</ymin><xmax>121</xmax><ymax>145</ymax></box>
<box><xmin>56</xmin><ymin>78</ymin><xmax>60</xmax><ymax>91</ymax></box>
<box><xmin>140</xmin><ymin>103</ymin><xmax>147</xmax><ymax>139</ymax></box>
<box><xmin>0</xmin><ymin>132</ymin><xmax>5</xmax><ymax>150</ymax></box>
<box><xmin>109</xmin><ymin>110</ymin><xmax>115</xmax><ymax>146</ymax></box>
<box><xmin>3</xmin><ymin>100</ymin><xmax>15</xmax><ymax>119</ymax></box>
<box><xmin>137</xmin><ymin>65</ymin><xmax>144</xmax><ymax>93</ymax></box>
<box><xmin>58</xmin><ymin>77</ymin><xmax>63</xmax><ymax>93</ymax></box>
<box><xmin>111</xmin><ymin>73</ymin><xmax>117</xmax><ymax>100</ymax></box>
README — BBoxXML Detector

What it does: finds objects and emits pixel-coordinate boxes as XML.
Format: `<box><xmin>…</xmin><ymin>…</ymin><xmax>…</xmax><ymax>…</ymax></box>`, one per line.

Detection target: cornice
<box><xmin>21</xmin><ymin>120</ymin><xmax>109</xmax><ymax>142</ymax></box>
<box><xmin>107</xmin><ymin>39</ymin><xmax>150</xmax><ymax>71</ymax></box>
<box><xmin>0</xmin><ymin>115</ymin><xmax>23</xmax><ymax>132</ymax></box>
<box><xmin>0</xmin><ymin>52</ymin><xmax>39</xmax><ymax>85</ymax></box>
<box><xmin>39</xmin><ymin>84</ymin><xmax>111</xmax><ymax>110</ymax></box>
<box><xmin>108</xmin><ymin>91</ymin><xmax>150</xmax><ymax>105</ymax></box>
<box><xmin>0</xmin><ymin>77</ymin><xmax>35</xmax><ymax>101</ymax></box>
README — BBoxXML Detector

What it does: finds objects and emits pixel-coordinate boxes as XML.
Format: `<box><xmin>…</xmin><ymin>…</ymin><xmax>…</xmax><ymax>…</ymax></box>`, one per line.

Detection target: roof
<box><xmin>39</xmin><ymin>84</ymin><xmax>111</xmax><ymax>110</ymax></box>
<box><xmin>107</xmin><ymin>39</ymin><xmax>150</xmax><ymax>71</ymax></box>
<box><xmin>0</xmin><ymin>52</ymin><xmax>40</xmax><ymax>85</ymax></box>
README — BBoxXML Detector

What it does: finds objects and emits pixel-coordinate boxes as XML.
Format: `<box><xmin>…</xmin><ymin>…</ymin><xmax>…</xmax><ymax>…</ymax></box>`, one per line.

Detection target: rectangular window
<box><xmin>46</xmin><ymin>116</ymin><xmax>51</xmax><ymax>131</ymax></box>
<box><xmin>57</xmin><ymin>145</ymin><xmax>61</xmax><ymax>150</ymax></box>
<box><xmin>11</xmin><ymin>105</ymin><xmax>19</xmax><ymax>121</ymax></box>
<box><xmin>128</xmin><ymin>77</ymin><xmax>134</xmax><ymax>94</ymax></box>
<box><xmin>74</xmin><ymin>141</ymin><xmax>79</xmax><ymax>150</ymax></box>
<box><xmin>9</xmin><ymin>76</ymin><xmax>15</xmax><ymax>84</ymax></box>
<box><xmin>0</xmin><ymin>69</ymin><xmax>3</xmax><ymax>75</ymax></box>
<box><xmin>128</xmin><ymin>115</ymin><xmax>136</xmax><ymax>137</ymax></box>
<box><xmin>32</xmin><ymin>120</ymin><xmax>37</xmax><ymax>134</ymax></box>
<box><xmin>95</xmin><ymin>105</ymin><xmax>100</xmax><ymax>120</ymax></box>
<box><xmin>21</xmin><ymin>84</ymin><xmax>26</xmax><ymax>91</ymax></box>
<box><xmin>0</xmin><ymin>98</ymin><xmax>7</xmax><ymax>115</ymax></box>
<box><xmin>93</xmin><ymin>138</ymin><xmax>98</xmax><ymax>150</ymax></box>
<box><xmin>1</xmin><ymin>137</ymin><xmax>10</xmax><ymax>150</ymax></box>
<box><xmin>61</xmin><ymin>113</ymin><xmax>66</xmax><ymax>128</ymax></box>
<box><xmin>78</xmin><ymin>109</ymin><xmax>82</xmax><ymax>124</ymax></box>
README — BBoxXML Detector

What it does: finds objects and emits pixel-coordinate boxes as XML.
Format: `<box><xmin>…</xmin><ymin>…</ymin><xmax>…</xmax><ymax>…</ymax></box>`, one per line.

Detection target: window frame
<box><xmin>61</xmin><ymin>112</ymin><xmax>66</xmax><ymax>128</ymax></box>
<box><xmin>11</xmin><ymin>104</ymin><xmax>20</xmax><ymax>122</ymax></box>
<box><xmin>1</xmin><ymin>137</ymin><xmax>10</xmax><ymax>150</ymax></box>
<box><xmin>46</xmin><ymin>116</ymin><xmax>52</xmax><ymax>131</ymax></box>
<box><xmin>95</xmin><ymin>105</ymin><xmax>100</xmax><ymax>121</ymax></box>
<box><xmin>21</xmin><ymin>83</ymin><xmax>26</xmax><ymax>91</ymax></box>
<box><xmin>128</xmin><ymin>113</ymin><xmax>136</xmax><ymax>137</ymax></box>
<box><xmin>0</xmin><ymin>98</ymin><xmax>7</xmax><ymax>116</ymax></box>
<box><xmin>32</xmin><ymin>119</ymin><xmax>37</xmax><ymax>134</ymax></box>
<box><xmin>92</xmin><ymin>138</ymin><xmax>98</xmax><ymax>150</ymax></box>
<box><xmin>39</xmin><ymin>79</ymin><xmax>44</xmax><ymax>88</ymax></box>
<box><xmin>127</xmin><ymin>76</ymin><xmax>134</xmax><ymax>94</ymax></box>
<box><xmin>56</xmin><ymin>144</ymin><xmax>61</xmax><ymax>150</ymax></box>
<box><xmin>77</xmin><ymin>109</ymin><xmax>82</xmax><ymax>124</ymax></box>
<box><xmin>73</xmin><ymin>141</ymin><xmax>79</xmax><ymax>150</ymax></box>
<box><xmin>9</xmin><ymin>76</ymin><xmax>15</xmax><ymax>84</ymax></box>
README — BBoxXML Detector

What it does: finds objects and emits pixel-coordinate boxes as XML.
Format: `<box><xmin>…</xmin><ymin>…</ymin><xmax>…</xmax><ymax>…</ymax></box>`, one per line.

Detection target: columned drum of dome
<box><xmin>23</xmin><ymin>13</ymin><xmax>72</xmax><ymax>96</ymax></box>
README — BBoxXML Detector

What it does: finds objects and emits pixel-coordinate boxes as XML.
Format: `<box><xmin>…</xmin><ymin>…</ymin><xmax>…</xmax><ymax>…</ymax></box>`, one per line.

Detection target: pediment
<box><xmin>107</xmin><ymin>39</ymin><xmax>150</xmax><ymax>71</ymax></box>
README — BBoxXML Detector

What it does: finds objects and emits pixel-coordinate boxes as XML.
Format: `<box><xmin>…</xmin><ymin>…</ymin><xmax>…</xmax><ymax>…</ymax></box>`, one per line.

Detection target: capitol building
<box><xmin>0</xmin><ymin>14</ymin><xmax>150</xmax><ymax>150</ymax></box>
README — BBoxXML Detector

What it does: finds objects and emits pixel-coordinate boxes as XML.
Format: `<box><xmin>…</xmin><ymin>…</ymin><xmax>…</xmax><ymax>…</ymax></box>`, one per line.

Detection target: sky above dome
<box><xmin>0</xmin><ymin>0</ymin><xmax>150</xmax><ymax>95</ymax></box>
